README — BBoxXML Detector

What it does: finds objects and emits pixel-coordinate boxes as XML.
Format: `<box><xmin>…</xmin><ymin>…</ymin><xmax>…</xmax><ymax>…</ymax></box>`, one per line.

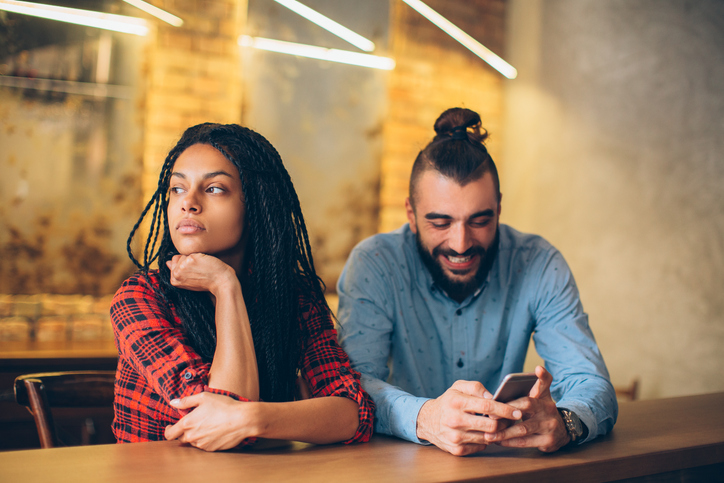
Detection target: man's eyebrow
<box><xmin>170</xmin><ymin>171</ymin><xmax>234</xmax><ymax>179</ymax></box>
<box><xmin>470</xmin><ymin>209</ymin><xmax>495</xmax><ymax>218</ymax></box>
<box><xmin>424</xmin><ymin>209</ymin><xmax>495</xmax><ymax>220</ymax></box>
<box><xmin>425</xmin><ymin>213</ymin><xmax>453</xmax><ymax>220</ymax></box>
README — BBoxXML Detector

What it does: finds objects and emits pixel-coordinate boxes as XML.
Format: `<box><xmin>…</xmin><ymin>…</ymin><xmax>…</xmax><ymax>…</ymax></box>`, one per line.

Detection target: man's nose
<box><xmin>448</xmin><ymin>224</ymin><xmax>473</xmax><ymax>254</ymax></box>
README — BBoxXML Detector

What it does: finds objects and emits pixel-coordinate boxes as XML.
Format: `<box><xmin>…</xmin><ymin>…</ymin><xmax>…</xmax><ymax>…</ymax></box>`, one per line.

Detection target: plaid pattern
<box><xmin>111</xmin><ymin>271</ymin><xmax>374</xmax><ymax>444</ymax></box>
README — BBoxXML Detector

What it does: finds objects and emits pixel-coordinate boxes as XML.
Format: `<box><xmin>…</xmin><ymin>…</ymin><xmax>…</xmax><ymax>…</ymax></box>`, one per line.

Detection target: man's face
<box><xmin>406</xmin><ymin>170</ymin><xmax>501</xmax><ymax>301</ymax></box>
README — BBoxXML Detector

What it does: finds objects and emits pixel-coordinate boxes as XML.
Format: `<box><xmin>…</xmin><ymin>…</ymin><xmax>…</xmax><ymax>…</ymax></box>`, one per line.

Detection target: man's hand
<box><xmin>164</xmin><ymin>392</ymin><xmax>259</xmax><ymax>452</ymax></box>
<box><xmin>483</xmin><ymin>366</ymin><xmax>570</xmax><ymax>452</ymax></box>
<box><xmin>416</xmin><ymin>380</ymin><xmax>522</xmax><ymax>456</ymax></box>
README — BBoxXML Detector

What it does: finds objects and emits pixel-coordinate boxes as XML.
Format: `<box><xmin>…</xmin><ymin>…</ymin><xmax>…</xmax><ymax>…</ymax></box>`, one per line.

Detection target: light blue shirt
<box><xmin>337</xmin><ymin>223</ymin><xmax>617</xmax><ymax>444</ymax></box>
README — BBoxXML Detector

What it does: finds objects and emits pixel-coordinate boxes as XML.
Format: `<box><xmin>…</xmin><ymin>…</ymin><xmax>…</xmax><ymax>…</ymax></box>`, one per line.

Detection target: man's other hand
<box><xmin>483</xmin><ymin>366</ymin><xmax>570</xmax><ymax>452</ymax></box>
<box><xmin>416</xmin><ymin>380</ymin><xmax>522</xmax><ymax>456</ymax></box>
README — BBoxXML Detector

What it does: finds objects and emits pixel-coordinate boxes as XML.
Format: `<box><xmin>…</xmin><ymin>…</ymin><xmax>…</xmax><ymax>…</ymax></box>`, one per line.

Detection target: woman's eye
<box><xmin>207</xmin><ymin>186</ymin><xmax>224</xmax><ymax>194</ymax></box>
<box><xmin>170</xmin><ymin>186</ymin><xmax>184</xmax><ymax>194</ymax></box>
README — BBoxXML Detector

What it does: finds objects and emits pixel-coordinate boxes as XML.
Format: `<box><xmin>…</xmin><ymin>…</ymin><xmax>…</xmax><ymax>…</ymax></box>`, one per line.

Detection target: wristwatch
<box><xmin>557</xmin><ymin>408</ymin><xmax>585</xmax><ymax>445</ymax></box>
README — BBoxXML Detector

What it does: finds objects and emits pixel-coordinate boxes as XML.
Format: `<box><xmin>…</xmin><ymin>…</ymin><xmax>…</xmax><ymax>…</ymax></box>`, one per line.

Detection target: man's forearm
<box><xmin>360</xmin><ymin>373</ymin><xmax>430</xmax><ymax>443</ymax></box>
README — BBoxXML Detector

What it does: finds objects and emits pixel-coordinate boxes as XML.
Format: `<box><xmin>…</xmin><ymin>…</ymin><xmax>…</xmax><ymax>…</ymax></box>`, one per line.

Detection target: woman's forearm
<box><xmin>208</xmin><ymin>271</ymin><xmax>259</xmax><ymax>400</ymax></box>
<box><xmin>252</xmin><ymin>397</ymin><xmax>359</xmax><ymax>444</ymax></box>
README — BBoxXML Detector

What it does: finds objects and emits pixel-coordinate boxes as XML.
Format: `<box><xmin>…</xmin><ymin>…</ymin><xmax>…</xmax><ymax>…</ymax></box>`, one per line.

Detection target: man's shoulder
<box><xmin>499</xmin><ymin>224</ymin><xmax>558</xmax><ymax>256</ymax></box>
<box><xmin>351</xmin><ymin>224</ymin><xmax>415</xmax><ymax>261</ymax></box>
<box><xmin>497</xmin><ymin>225</ymin><xmax>574</xmax><ymax>289</ymax></box>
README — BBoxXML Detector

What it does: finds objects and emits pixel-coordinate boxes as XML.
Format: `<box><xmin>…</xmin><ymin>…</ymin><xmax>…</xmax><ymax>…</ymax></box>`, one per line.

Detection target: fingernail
<box><xmin>170</xmin><ymin>399</ymin><xmax>180</xmax><ymax>405</ymax></box>
<box><xmin>483</xmin><ymin>391</ymin><xmax>493</xmax><ymax>399</ymax></box>
<box><xmin>513</xmin><ymin>410</ymin><xmax>522</xmax><ymax>419</ymax></box>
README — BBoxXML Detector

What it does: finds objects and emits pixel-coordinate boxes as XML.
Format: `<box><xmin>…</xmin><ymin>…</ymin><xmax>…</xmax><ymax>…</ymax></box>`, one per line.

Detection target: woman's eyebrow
<box><xmin>170</xmin><ymin>171</ymin><xmax>234</xmax><ymax>179</ymax></box>
<box><xmin>203</xmin><ymin>171</ymin><xmax>234</xmax><ymax>179</ymax></box>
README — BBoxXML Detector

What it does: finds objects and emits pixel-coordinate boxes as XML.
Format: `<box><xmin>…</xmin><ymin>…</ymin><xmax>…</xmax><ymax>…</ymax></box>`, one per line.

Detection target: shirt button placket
<box><xmin>453</xmin><ymin>307</ymin><xmax>465</xmax><ymax>378</ymax></box>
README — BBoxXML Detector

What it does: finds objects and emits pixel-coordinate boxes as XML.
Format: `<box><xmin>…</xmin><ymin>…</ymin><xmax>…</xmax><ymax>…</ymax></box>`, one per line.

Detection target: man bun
<box><xmin>408</xmin><ymin>106</ymin><xmax>499</xmax><ymax>204</ymax></box>
<box><xmin>432</xmin><ymin>107</ymin><xmax>489</xmax><ymax>144</ymax></box>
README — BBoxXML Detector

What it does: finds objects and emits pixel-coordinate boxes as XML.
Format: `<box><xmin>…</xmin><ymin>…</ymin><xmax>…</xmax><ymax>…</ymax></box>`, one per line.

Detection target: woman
<box><xmin>111</xmin><ymin>123</ymin><xmax>374</xmax><ymax>451</ymax></box>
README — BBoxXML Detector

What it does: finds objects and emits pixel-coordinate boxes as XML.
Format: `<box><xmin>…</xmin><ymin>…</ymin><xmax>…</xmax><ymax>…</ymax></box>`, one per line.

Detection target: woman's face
<box><xmin>167</xmin><ymin>143</ymin><xmax>247</xmax><ymax>268</ymax></box>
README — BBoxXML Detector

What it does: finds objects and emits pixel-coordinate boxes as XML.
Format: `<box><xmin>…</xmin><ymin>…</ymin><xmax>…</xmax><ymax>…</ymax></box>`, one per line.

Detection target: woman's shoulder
<box><xmin>295</xmin><ymin>283</ymin><xmax>333</xmax><ymax>328</ymax></box>
<box><xmin>111</xmin><ymin>270</ymin><xmax>176</xmax><ymax>323</ymax></box>
<box><xmin>114</xmin><ymin>270</ymin><xmax>164</xmax><ymax>300</ymax></box>
<box><xmin>120</xmin><ymin>269</ymin><xmax>161</xmax><ymax>286</ymax></box>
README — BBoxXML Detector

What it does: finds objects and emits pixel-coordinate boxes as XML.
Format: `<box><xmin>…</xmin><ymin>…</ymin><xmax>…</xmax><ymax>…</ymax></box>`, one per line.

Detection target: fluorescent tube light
<box><xmin>239</xmin><ymin>36</ymin><xmax>394</xmax><ymax>70</ymax></box>
<box><xmin>273</xmin><ymin>0</ymin><xmax>375</xmax><ymax>52</ymax></box>
<box><xmin>0</xmin><ymin>0</ymin><xmax>149</xmax><ymax>36</ymax></box>
<box><xmin>123</xmin><ymin>0</ymin><xmax>183</xmax><ymax>27</ymax></box>
<box><xmin>401</xmin><ymin>0</ymin><xmax>517</xmax><ymax>79</ymax></box>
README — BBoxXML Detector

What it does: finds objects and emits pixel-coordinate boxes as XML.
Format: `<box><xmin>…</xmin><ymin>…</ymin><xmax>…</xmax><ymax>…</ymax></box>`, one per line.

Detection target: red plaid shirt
<box><xmin>111</xmin><ymin>271</ymin><xmax>374</xmax><ymax>444</ymax></box>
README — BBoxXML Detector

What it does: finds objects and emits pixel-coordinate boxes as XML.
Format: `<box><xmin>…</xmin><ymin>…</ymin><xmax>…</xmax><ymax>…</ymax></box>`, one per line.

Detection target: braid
<box><xmin>126</xmin><ymin>123</ymin><xmax>326</xmax><ymax>402</ymax></box>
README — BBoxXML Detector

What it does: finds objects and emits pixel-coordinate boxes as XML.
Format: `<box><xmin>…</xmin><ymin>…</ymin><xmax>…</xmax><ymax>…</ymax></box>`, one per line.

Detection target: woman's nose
<box><xmin>181</xmin><ymin>190</ymin><xmax>201</xmax><ymax>212</ymax></box>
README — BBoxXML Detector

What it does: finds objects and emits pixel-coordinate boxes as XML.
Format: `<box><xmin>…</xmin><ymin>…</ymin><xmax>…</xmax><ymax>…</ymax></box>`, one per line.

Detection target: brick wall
<box><xmin>379</xmin><ymin>0</ymin><xmax>506</xmax><ymax>233</ymax></box>
<box><xmin>140</xmin><ymin>0</ymin><xmax>247</xmax><ymax>201</ymax></box>
<box><xmin>0</xmin><ymin>1</ymin><xmax>249</xmax><ymax>342</ymax></box>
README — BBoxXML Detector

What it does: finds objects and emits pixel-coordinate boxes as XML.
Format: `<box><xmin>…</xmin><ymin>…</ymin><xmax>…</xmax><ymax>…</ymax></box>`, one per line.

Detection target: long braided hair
<box><xmin>127</xmin><ymin>123</ymin><xmax>326</xmax><ymax>402</ymax></box>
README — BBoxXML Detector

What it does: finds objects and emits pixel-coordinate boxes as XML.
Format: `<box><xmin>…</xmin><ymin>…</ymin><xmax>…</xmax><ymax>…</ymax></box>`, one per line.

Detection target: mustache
<box><xmin>432</xmin><ymin>245</ymin><xmax>486</xmax><ymax>258</ymax></box>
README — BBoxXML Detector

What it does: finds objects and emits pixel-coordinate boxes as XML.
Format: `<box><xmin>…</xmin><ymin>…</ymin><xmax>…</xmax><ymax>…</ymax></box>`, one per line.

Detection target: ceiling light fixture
<box><xmin>0</xmin><ymin>0</ymin><xmax>148</xmax><ymax>36</ymax></box>
<box><xmin>401</xmin><ymin>0</ymin><xmax>517</xmax><ymax>79</ymax></box>
<box><xmin>273</xmin><ymin>0</ymin><xmax>375</xmax><ymax>52</ymax></box>
<box><xmin>239</xmin><ymin>36</ymin><xmax>394</xmax><ymax>70</ymax></box>
<box><xmin>123</xmin><ymin>0</ymin><xmax>183</xmax><ymax>27</ymax></box>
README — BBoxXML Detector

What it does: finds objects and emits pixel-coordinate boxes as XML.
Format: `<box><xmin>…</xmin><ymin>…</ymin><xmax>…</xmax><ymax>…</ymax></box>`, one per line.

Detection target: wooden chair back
<box><xmin>615</xmin><ymin>378</ymin><xmax>640</xmax><ymax>402</ymax></box>
<box><xmin>14</xmin><ymin>371</ymin><xmax>116</xmax><ymax>448</ymax></box>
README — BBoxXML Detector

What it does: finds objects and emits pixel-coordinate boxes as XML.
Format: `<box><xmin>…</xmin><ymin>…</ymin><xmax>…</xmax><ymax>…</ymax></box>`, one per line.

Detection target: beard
<box><xmin>416</xmin><ymin>224</ymin><xmax>500</xmax><ymax>302</ymax></box>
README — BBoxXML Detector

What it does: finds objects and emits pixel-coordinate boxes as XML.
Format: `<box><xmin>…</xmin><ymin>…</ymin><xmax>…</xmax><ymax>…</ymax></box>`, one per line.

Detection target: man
<box><xmin>337</xmin><ymin>107</ymin><xmax>617</xmax><ymax>456</ymax></box>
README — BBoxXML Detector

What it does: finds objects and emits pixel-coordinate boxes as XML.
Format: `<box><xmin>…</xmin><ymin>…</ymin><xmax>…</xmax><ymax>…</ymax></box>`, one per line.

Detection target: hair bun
<box><xmin>433</xmin><ymin>107</ymin><xmax>488</xmax><ymax>144</ymax></box>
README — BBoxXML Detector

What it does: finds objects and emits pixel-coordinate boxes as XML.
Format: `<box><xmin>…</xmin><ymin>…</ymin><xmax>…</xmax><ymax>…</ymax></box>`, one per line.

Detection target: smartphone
<box><xmin>492</xmin><ymin>372</ymin><xmax>538</xmax><ymax>403</ymax></box>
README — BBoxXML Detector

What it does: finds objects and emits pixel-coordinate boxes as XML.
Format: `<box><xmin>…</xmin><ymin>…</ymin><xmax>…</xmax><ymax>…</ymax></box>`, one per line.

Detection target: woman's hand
<box><xmin>164</xmin><ymin>392</ymin><xmax>260</xmax><ymax>452</ymax></box>
<box><xmin>166</xmin><ymin>254</ymin><xmax>237</xmax><ymax>296</ymax></box>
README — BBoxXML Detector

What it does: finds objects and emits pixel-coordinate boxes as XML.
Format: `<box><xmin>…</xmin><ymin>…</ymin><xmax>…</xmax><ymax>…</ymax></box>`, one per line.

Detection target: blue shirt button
<box><xmin>455</xmin><ymin>309</ymin><xmax>462</xmax><ymax>316</ymax></box>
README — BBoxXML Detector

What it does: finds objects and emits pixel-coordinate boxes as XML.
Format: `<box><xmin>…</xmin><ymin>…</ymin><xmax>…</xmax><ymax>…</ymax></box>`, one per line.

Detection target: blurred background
<box><xmin>1</xmin><ymin>0</ymin><xmax>723</xmax><ymax>447</ymax></box>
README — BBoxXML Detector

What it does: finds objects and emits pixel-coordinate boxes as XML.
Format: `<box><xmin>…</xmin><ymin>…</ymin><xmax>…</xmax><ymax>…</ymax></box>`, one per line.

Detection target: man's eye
<box><xmin>471</xmin><ymin>219</ymin><xmax>491</xmax><ymax>227</ymax></box>
<box><xmin>431</xmin><ymin>222</ymin><xmax>450</xmax><ymax>229</ymax></box>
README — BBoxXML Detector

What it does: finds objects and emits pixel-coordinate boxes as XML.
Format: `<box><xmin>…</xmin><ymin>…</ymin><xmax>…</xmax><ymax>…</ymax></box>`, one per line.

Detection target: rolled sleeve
<box><xmin>112</xmin><ymin>275</ymin><xmax>215</xmax><ymax>405</ymax></box>
<box><xmin>298</xmin><ymin>294</ymin><xmax>375</xmax><ymax>444</ymax></box>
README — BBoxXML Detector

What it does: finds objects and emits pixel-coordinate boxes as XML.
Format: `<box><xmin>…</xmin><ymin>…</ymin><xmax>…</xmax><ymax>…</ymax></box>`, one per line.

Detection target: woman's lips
<box><xmin>176</xmin><ymin>219</ymin><xmax>205</xmax><ymax>234</ymax></box>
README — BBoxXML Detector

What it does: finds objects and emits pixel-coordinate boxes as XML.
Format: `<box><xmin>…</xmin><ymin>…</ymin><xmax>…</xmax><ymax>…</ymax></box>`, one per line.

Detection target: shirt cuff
<box><xmin>382</xmin><ymin>393</ymin><xmax>431</xmax><ymax>444</ymax></box>
<box><xmin>203</xmin><ymin>385</ymin><xmax>250</xmax><ymax>402</ymax></box>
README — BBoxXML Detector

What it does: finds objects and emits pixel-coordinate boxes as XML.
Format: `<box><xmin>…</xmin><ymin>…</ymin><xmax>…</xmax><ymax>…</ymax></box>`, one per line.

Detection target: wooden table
<box><xmin>1</xmin><ymin>392</ymin><xmax>723</xmax><ymax>483</ymax></box>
